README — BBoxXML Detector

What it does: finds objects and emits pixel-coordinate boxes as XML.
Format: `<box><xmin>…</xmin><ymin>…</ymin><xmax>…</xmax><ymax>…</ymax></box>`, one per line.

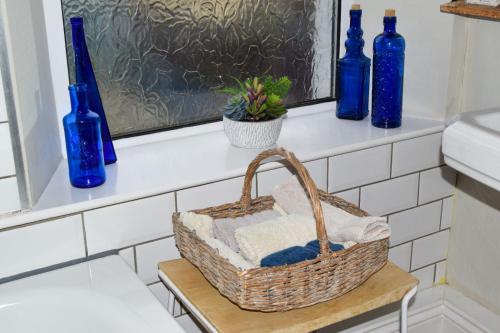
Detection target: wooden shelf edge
<box><xmin>441</xmin><ymin>1</ymin><xmax>500</xmax><ymax>20</ymax></box>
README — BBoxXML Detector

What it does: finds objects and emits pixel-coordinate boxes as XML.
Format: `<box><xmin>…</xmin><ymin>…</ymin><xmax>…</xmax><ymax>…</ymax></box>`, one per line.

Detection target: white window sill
<box><xmin>0</xmin><ymin>106</ymin><xmax>444</xmax><ymax>229</ymax></box>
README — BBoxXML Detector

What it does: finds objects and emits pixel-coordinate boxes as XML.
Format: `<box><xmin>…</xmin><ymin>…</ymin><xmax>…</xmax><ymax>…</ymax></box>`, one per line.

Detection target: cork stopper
<box><xmin>385</xmin><ymin>9</ymin><xmax>396</xmax><ymax>17</ymax></box>
<box><xmin>351</xmin><ymin>4</ymin><xmax>361</xmax><ymax>10</ymax></box>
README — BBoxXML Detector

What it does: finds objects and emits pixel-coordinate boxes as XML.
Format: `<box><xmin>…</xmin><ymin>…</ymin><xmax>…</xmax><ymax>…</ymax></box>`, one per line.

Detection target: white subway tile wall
<box><xmin>412</xmin><ymin>265</ymin><xmax>435</xmax><ymax>290</ymax></box>
<box><xmin>84</xmin><ymin>193</ymin><xmax>176</xmax><ymax>255</ymax></box>
<box><xmin>0</xmin><ymin>215</ymin><xmax>85</xmax><ymax>279</ymax></box>
<box><xmin>388</xmin><ymin>201</ymin><xmax>442</xmax><ymax>246</ymax></box>
<box><xmin>0</xmin><ymin>123</ymin><xmax>16</xmax><ymax>177</ymax></box>
<box><xmin>391</xmin><ymin>133</ymin><xmax>443</xmax><ymax>177</ymax></box>
<box><xmin>333</xmin><ymin>188</ymin><xmax>360</xmax><ymax>206</ymax></box>
<box><xmin>435</xmin><ymin>261</ymin><xmax>447</xmax><ymax>284</ymax></box>
<box><xmin>149</xmin><ymin>282</ymin><xmax>173</xmax><ymax>310</ymax></box>
<box><xmin>176</xmin><ymin>314</ymin><xmax>206</xmax><ymax>333</ymax></box>
<box><xmin>418</xmin><ymin>166</ymin><xmax>456</xmax><ymax>205</ymax></box>
<box><xmin>441</xmin><ymin>197</ymin><xmax>453</xmax><ymax>229</ymax></box>
<box><xmin>0</xmin><ymin>176</ymin><xmax>20</xmax><ymax>214</ymax></box>
<box><xmin>176</xmin><ymin>176</ymin><xmax>255</xmax><ymax>212</ymax></box>
<box><xmin>118</xmin><ymin>247</ymin><xmax>136</xmax><ymax>271</ymax></box>
<box><xmin>0</xmin><ymin>131</ymin><xmax>456</xmax><ymax>321</ymax></box>
<box><xmin>411</xmin><ymin>230</ymin><xmax>450</xmax><ymax>270</ymax></box>
<box><xmin>388</xmin><ymin>242</ymin><xmax>412</xmax><ymax>272</ymax></box>
<box><xmin>257</xmin><ymin>158</ymin><xmax>327</xmax><ymax>195</ymax></box>
<box><xmin>136</xmin><ymin>237</ymin><xmax>180</xmax><ymax>284</ymax></box>
<box><xmin>0</xmin><ymin>75</ymin><xmax>7</xmax><ymax>122</ymax></box>
<box><xmin>328</xmin><ymin>145</ymin><xmax>391</xmax><ymax>192</ymax></box>
<box><xmin>360</xmin><ymin>173</ymin><xmax>419</xmax><ymax>216</ymax></box>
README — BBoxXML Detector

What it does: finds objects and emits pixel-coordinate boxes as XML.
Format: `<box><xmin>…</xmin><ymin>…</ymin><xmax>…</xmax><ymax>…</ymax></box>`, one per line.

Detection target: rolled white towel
<box><xmin>180</xmin><ymin>212</ymin><xmax>213</xmax><ymax>238</ymax></box>
<box><xmin>272</xmin><ymin>177</ymin><xmax>390</xmax><ymax>243</ymax></box>
<box><xmin>235</xmin><ymin>214</ymin><xmax>317</xmax><ymax>266</ymax></box>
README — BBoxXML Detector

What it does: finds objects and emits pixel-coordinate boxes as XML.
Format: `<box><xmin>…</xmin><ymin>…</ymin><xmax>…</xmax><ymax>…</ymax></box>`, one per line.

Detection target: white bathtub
<box><xmin>0</xmin><ymin>255</ymin><xmax>185</xmax><ymax>333</ymax></box>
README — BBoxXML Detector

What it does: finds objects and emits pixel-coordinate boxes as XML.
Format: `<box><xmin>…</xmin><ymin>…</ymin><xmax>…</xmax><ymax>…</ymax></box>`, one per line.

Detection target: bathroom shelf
<box><xmin>441</xmin><ymin>1</ymin><xmax>500</xmax><ymax>20</ymax></box>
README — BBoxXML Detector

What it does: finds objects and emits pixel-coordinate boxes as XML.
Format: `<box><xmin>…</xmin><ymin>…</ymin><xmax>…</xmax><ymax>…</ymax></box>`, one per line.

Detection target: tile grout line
<box><xmin>357</xmin><ymin>186</ymin><xmax>362</xmax><ymax>207</ymax></box>
<box><xmin>81</xmin><ymin>212</ymin><xmax>89</xmax><ymax>257</ymax></box>
<box><xmin>385</xmin><ymin>195</ymin><xmax>454</xmax><ymax>218</ymax></box>
<box><xmin>130</xmin><ymin>234</ymin><xmax>176</xmax><ymax>248</ymax></box>
<box><xmin>389</xmin><ymin>143</ymin><xmax>394</xmax><ymax>178</ymax></box>
<box><xmin>326</xmin><ymin>157</ymin><xmax>330</xmax><ymax>193</ymax></box>
<box><xmin>333</xmin><ymin>164</ymin><xmax>444</xmax><ymax>198</ymax></box>
<box><xmin>133</xmin><ymin>246</ymin><xmax>138</xmax><ymax>273</ymax></box>
<box><xmin>409</xmin><ymin>240</ymin><xmax>414</xmax><ymax>272</ymax></box>
<box><xmin>433</xmin><ymin>263</ymin><xmax>437</xmax><ymax>283</ymax></box>
<box><xmin>410</xmin><ymin>260</ymin><xmax>442</xmax><ymax>274</ymax></box>
<box><xmin>439</xmin><ymin>199</ymin><xmax>444</xmax><ymax>230</ymax></box>
<box><xmin>416</xmin><ymin>172</ymin><xmax>421</xmax><ymax>206</ymax></box>
<box><xmin>389</xmin><ymin>228</ymin><xmax>451</xmax><ymax>249</ymax></box>
<box><xmin>255</xmin><ymin>173</ymin><xmax>259</xmax><ymax>197</ymax></box>
<box><xmin>0</xmin><ymin>174</ymin><xmax>16</xmax><ymax>181</ymax></box>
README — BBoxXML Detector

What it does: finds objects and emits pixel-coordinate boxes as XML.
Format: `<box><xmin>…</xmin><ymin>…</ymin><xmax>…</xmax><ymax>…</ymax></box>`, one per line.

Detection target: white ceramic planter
<box><xmin>223</xmin><ymin>115</ymin><xmax>284</xmax><ymax>149</ymax></box>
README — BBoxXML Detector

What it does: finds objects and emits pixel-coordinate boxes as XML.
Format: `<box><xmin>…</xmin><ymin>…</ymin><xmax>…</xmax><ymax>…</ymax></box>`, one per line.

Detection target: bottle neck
<box><xmin>71</xmin><ymin>19</ymin><xmax>86</xmax><ymax>83</ymax></box>
<box><xmin>70</xmin><ymin>85</ymin><xmax>90</xmax><ymax>114</ymax></box>
<box><xmin>345</xmin><ymin>9</ymin><xmax>364</xmax><ymax>56</ymax></box>
<box><xmin>383</xmin><ymin>16</ymin><xmax>397</xmax><ymax>34</ymax></box>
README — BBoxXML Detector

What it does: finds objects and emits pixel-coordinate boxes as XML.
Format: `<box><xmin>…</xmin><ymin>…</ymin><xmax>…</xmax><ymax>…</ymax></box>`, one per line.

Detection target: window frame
<box><xmin>46</xmin><ymin>0</ymin><xmax>341</xmax><ymax>150</ymax></box>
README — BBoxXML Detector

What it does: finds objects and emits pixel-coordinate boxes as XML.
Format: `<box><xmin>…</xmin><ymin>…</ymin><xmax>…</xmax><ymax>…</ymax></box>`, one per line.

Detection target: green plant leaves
<box><xmin>219</xmin><ymin>75</ymin><xmax>292</xmax><ymax>121</ymax></box>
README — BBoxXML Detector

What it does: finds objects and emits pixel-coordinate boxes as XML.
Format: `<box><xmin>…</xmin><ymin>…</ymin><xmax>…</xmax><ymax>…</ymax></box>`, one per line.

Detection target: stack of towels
<box><xmin>181</xmin><ymin>176</ymin><xmax>390</xmax><ymax>268</ymax></box>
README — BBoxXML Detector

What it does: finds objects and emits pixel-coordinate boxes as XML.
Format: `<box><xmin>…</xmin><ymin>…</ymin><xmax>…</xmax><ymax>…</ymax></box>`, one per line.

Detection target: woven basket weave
<box><xmin>173</xmin><ymin>148</ymin><xmax>389</xmax><ymax>312</ymax></box>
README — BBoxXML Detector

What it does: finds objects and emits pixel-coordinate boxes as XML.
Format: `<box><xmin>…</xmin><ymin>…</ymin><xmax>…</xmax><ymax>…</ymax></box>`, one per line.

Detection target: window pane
<box><xmin>61</xmin><ymin>0</ymin><xmax>337</xmax><ymax>137</ymax></box>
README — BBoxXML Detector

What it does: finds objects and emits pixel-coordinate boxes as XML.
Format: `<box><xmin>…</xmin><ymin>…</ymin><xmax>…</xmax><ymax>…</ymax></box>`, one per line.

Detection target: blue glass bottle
<box><xmin>371</xmin><ymin>9</ymin><xmax>406</xmax><ymax>129</ymax></box>
<box><xmin>71</xmin><ymin>17</ymin><xmax>117</xmax><ymax>165</ymax></box>
<box><xmin>63</xmin><ymin>84</ymin><xmax>106</xmax><ymax>188</ymax></box>
<box><xmin>336</xmin><ymin>5</ymin><xmax>371</xmax><ymax>120</ymax></box>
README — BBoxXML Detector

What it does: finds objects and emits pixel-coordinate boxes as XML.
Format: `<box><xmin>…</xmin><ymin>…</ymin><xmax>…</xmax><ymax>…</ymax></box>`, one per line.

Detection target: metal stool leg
<box><xmin>400</xmin><ymin>286</ymin><xmax>418</xmax><ymax>333</ymax></box>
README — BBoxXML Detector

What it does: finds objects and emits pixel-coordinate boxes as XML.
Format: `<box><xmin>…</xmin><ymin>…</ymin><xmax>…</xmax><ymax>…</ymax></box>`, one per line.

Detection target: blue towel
<box><xmin>261</xmin><ymin>241</ymin><xmax>344</xmax><ymax>267</ymax></box>
<box><xmin>305</xmin><ymin>240</ymin><xmax>344</xmax><ymax>253</ymax></box>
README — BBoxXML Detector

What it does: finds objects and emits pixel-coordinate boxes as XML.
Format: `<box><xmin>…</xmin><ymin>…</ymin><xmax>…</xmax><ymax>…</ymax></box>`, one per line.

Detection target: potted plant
<box><xmin>220</xmin><ymin>76</ymin><xmax>292</xmax><ymax>148</ymax></box>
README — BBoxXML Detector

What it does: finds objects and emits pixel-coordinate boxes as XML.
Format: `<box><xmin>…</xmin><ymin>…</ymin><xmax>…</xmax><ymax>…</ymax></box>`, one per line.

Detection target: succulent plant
<box><xmin>220</xmin><ymin>76</ymin><xmax>291</xmax><ymax>122</ymax></box>
<box><xmin>223</xmin><ymin>96</ymin><xmax>247</xmax><ymax>121</ymax></box>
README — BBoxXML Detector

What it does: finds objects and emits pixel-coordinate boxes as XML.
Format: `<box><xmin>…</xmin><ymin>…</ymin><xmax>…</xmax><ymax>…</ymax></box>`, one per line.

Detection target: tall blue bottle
<box><xmin>371</xmin><ymin>9</ymin><xmax>406</xmax><ymax>129</ymax></box>
<box><xmin>71</xmin><ymin>17</ymin><xmax>117</xmax><ymax>164</ymax></box>
<box><xmin>63</xmin><ymin>84</ymin><xmax>106</xmax><ymax>188</ymax></box>
<box><xmin>336</xmin><ymin>5</ymin><xmax>370</xmax><ymax>120</ymax></box>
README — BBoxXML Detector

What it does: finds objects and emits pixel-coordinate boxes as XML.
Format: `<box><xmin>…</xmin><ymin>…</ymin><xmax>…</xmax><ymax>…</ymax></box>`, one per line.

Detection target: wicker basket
<box><xmin>173</xmin><ymin>148</ymin><xmax>389</xmax><ymax>312</ymax></box>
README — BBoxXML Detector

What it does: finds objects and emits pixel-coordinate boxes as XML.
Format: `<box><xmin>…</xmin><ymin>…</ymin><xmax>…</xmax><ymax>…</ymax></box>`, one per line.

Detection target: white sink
<box><xmin>443</xmin><ymin>109</ymin><xmax>500</xmax><ymax>191</ymax></box>
<box><xmin>0</xmin><ymin>256</ymin><xmax>185</xmax><ymax>333</ymax></box>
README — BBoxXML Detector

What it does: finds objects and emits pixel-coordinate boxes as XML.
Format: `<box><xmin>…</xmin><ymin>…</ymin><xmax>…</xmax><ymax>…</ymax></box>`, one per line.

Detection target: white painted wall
<box><xmin>340</xmin><ymin>0</ymin><xmax>454</xmax><ymax>121</ymax></box>
<box><xmin>447</xmin><ymin>175</ymin><xmax>500</xmax><ymax>315</ymax></box>
<box><xmin>0</xmin><ymin>0</ymin><xmax>62</xmax><ymax>207</ymax></box>
<box><xmin>445</xmin><ymin>16</ymin><xmax>500</xmax><ymax>315</ymax></box>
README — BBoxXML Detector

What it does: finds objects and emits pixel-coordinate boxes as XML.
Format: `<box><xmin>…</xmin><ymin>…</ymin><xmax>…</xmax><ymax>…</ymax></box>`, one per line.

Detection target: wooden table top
<box><xmin>159</xmin><ymin>259</ymin><xmax>418</xmax><ymax>333</ymax></box>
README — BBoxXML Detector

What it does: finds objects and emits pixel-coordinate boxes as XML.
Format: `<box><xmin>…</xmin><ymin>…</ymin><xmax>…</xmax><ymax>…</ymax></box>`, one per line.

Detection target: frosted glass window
<box><xmin>62</xmin><ymin>0</ymin><xmax>338</xmax><ymax>138</ymax></box>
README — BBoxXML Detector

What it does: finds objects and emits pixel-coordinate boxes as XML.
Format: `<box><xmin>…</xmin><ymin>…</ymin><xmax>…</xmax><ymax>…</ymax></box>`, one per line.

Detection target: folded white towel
<box><xmin>213</xmin><ymin>210</ymin><xmax>282</xmax><ymax>253</ymax></box>
<box><xmin>200</xmin><ymin>235</ymin><xmax>255</xmax><ymax>270</ymax></box>
<box><xmin>180</xmin><ymin>212</ymin><xmax>255</xmax><ymax>270</ymax></box>
<box><xmin>235</xmin><ymin>214</ymin><xmax>316</xmax><ymax>266</ymax></box>
<box><xmin>272</xmin><ymin>177</ymin><xmax>390</xmax><ymax>243</ymax></box>
<box><xmin>180</xmin><ymin>212</ymin><xmax>214</xmax><ymax>238</ymax></box>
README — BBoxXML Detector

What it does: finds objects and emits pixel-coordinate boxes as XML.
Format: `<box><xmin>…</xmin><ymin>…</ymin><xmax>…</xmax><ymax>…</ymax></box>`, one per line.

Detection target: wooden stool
<box><xmin>159</xmin><ymin>259</ymin><xmax>418</xmax><ymax>333</ymax></box>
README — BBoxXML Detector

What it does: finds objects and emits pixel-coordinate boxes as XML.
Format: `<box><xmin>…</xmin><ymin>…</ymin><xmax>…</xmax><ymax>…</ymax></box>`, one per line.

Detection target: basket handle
<box><xmin>240</xmin><ymin>148</ymin><xmax>330</xmax><ymax>255</ymax></box>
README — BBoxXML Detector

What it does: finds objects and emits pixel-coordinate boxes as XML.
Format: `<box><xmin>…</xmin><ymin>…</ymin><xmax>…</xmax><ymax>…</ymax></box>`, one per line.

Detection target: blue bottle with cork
<box><xmin>371</xmin><ymin>9</ymin><xmax>406</xmax><ymax>128</ymax></box>
<box><xmin>336</xmin><ymin>4</ymin><xmax>371</xmax><ymax>120</ymax></box>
